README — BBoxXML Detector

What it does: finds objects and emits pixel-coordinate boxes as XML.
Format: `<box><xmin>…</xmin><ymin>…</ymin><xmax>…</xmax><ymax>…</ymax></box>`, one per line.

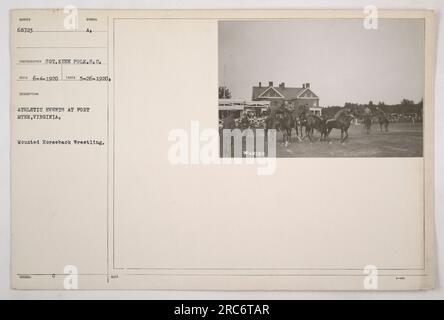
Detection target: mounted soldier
<box><xmin>375</xmin><ymin>106</ymin><xmax>389</xmax><ymax>132</ymax></box>
<box><xmin>333</xmin><ymin>106</ymin><xmax>352</xmax><ymax>121</ymax></box>
<box><xmin>363</xmin><ymin>106</ymin><xmax>372</xmax><ymax>134</ymax></box>
<box><xmin>240</xmin><ymin>111</ymin><xmax>250</xmax><ymax>130</ymax></box>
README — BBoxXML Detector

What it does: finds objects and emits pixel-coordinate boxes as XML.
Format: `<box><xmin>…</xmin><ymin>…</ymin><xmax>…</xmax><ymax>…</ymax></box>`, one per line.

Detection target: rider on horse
<box><xmin>364</xmin><ymin>106</ymin><xmax>371</xmax><ymax>115</ymax></box>
<box><xmin>375</xmin><ymin>106</ymin><xmax>387</xmax><ymax>119</ymax></box>
<box><xmin>277</xmin><ymin>101</ymin><xmax>290</xmax><ymax>114</ymax></box>
<box><xmin>333</xmin><ymin>106</ymin><xmax>352</xmax><ymax>121</ymax></box>
<box><xmin>240</xmin><ymin>112</ymin><xmax>250</xmax><ymax>129</ymax></box>
<box><xmin>363</xmin><ymin>106</ymin><xmax>372</xmax><ymax>134</ymax></box>
<box><xmin>363</xmin><ymin>106</ymin><xmax>372</xmax><ymax>122</ymax></box>
<box><xmin>375</xmin><ymin>106</ymin><xmax>389</xmax><ymax>132</ymax></box>
<box><xmin>298</xmin><ymin>104</ymin><xmax>311</xmax><ymax>123</ymax></box>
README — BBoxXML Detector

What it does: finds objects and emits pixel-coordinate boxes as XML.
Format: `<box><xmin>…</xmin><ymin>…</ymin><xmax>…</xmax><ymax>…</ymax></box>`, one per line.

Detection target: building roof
<box><xmin>252</xmin><ymin>85</ymin><xmax>318</xmax><ymax>100</ymax></box>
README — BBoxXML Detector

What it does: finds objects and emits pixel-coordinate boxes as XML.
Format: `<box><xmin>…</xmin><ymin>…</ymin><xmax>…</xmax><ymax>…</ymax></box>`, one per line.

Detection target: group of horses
<box><xmin>265</xmin><ymin>106</ymin><xmax>355</xmax><ymax>146</ymax></box>
<box><xmin>222</xmin><ymin>105</ymin><xmax>390</xmax><ymax>147</ymax></box>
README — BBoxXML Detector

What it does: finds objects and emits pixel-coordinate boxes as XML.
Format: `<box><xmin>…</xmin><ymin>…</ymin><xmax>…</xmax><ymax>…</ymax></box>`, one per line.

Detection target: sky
<box><xmin>219</xmin><ymin>19</ymin><xmax>424</xmax><ymax>106</ymax></box>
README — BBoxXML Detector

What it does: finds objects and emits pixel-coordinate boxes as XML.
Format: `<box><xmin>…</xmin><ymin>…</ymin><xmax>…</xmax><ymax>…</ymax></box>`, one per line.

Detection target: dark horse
<box><xmin>299</xmin><ymin>111</ymin><xmax>327</xmax><ymax>142</ymax></box>
<box><xmin>265</xmin><ymin>108</ymin><xmax>294</xmax><ymax>146</ymax></box>
<box><xmin>377</xmin><ymin>115</ymin><xmax>389</xmax><ymax>132</ymax></box>
<box><xmin>325</xmin><ymin>114</ymin><xmax>355</xmax><ymax>143</ymax></box>
<box><xmin>363</xmin><ymin>115</ymin><xmax>372</xmax><ymax>134</ymax></box>
<box><xmin>290</xmin><ymin>105</ymin><xmax>311</xmax><ymax>141</ymax></box>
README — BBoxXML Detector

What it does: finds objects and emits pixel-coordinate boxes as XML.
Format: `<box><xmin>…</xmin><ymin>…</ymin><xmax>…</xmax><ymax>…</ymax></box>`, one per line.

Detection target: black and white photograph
<box><xmin>218</xmin><ymin>19</ymin><xmax>424</xmax><ymax>157</ymax></box>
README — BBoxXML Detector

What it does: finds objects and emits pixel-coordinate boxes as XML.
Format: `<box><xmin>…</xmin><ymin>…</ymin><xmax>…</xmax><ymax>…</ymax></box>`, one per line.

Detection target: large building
<box><xmin>252</xmin><ymin>81</ymin><xmax>322</xmax><ymax>115</ymax></box>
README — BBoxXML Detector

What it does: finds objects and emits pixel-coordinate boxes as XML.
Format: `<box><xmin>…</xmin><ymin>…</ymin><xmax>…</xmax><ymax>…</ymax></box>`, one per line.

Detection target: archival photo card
<box><xmin>10</xmin><ymin>9</ymin><xmax>435</xmax><ymax>291</ymax></box>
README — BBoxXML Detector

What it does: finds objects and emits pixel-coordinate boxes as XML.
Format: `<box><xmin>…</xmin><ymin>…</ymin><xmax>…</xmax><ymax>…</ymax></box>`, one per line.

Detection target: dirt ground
<box><xmin>221</xmin><ymin>122</ymin><xmax>423</xmax><ymax>158</ymax></box>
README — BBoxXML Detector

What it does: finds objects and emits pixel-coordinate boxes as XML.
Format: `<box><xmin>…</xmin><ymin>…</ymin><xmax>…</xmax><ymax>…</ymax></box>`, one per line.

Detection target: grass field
<box><xmin>275</xmin><ymin>122</ymin><xmax>423</xmax><ymax>157</ymax></box>
<box><xmin>220</xmin><ymin>122</ymin><xmax>423</xmax><ymax>158</ymax></box>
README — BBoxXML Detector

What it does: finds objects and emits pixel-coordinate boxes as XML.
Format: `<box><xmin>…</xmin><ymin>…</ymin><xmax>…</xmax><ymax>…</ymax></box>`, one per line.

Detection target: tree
<box><xmin>401</xmin><ymin>98</ymin><xmax>414</xmax><ymax>106</ymax></box>
<box><xmin>219</xmin><ymin>86</ymin><xmax>232</xmax><ymax>99</ymax></box>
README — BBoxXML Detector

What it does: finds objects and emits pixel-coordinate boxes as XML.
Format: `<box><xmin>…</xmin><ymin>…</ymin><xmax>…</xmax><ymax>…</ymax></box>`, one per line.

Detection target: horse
<box><xmin>290</xmin><ymin>105</ymin><xmax>310</xmax><ymax>141</ymax></box>
<box><xmin>377</xmin><ymin>115</ymin><xmax>389</xmax><ymax>132</ymax></box>
<box><xmin>298</xmin><ymin>111</ymin><xmax>327</xmax><ymax>142</ymax></box>
<box><xmin>324</xmin><ymin>114</ymin><xmax>355</xmax><ymax>143</ymax></box>
<box><xmin>277</xmin><ymin>108</ymin><xmax>294</xmax><ymax>146</ymax></box>
<box><xmin>265</xmin><ymin>108</ymin><xmax>293</xmax><ymax>147</ymax></box>
<box><xmin>363</xmin><ymin>115</ymin><xmax>372</xmax><ymax>134</ymax></box>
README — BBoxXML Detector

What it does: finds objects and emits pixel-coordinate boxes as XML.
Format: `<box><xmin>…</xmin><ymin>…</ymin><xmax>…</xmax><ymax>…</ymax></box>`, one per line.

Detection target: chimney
<box><xmin>259</xmin><ymin>82</ymin><xmax>262</xmax><ymax>88</ymax></box>
<box><xmin>306</xmin><ymin>83</ymin><xmax>310</xmax><ymax>88</ymax></box>
<box><xmin>268</xmin><ymin>81</ymin><xmax>273</xmax><ymax>87</ymax></box>
<box><xmin>279</xmin><ymin>82</ymin><xmax>285</xmax><ymax>89</ymax></box>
